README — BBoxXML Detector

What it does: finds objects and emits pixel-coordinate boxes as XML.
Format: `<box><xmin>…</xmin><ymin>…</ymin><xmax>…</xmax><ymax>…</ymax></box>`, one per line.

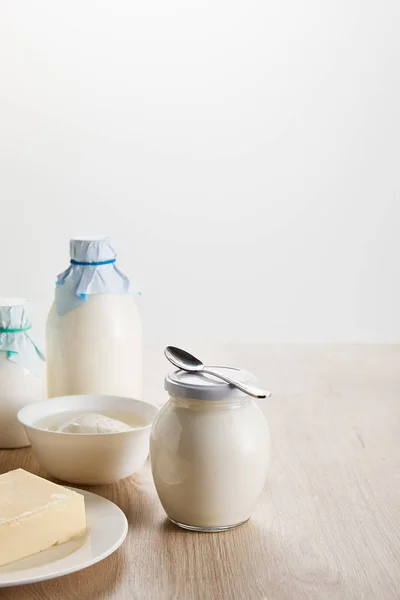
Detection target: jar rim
<box><xmin>165</xmin><ymin>366</ymin><xmax>257</xmax><ymax>401</ymax></box>
<box><xmin>168</xmin><ymin>393</ymin><xmax>250</xmax><ymax>407</ymax></box>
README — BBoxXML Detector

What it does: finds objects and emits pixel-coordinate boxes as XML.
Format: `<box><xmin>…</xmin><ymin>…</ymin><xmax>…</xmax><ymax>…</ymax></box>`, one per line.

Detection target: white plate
<box><xmin>0</xmin><ymin>488</ymin><xmax>128</xmax><ymax>588</ymax></box>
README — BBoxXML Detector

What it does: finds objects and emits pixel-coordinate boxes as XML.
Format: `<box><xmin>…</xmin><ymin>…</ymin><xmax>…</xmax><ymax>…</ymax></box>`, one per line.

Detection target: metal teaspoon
<box><xmin>164</xmin><ymin>346</ymin><xmax>271</xmax><ymax>399</ymax></box>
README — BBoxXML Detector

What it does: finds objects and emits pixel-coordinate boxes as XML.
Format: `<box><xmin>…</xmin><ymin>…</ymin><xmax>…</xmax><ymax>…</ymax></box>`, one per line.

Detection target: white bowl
<box><xmin>17</xmin><ymin>395</ymin><xmax>159</xmax><ymax>485</ymax></box>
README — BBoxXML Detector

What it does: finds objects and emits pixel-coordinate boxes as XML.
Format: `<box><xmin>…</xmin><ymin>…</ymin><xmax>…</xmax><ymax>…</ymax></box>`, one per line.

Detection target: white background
<box><xmin>0</xmin><ymin>0</ymin><xmax>399</xmax><ymax>347</ymax></box>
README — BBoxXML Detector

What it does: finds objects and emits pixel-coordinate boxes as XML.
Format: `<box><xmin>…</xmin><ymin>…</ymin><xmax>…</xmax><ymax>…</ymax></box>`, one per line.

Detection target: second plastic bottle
<box><xmin>46</xmin><ymin>237</ymin><xmax>142</xmax><ymax>399</ymax></box>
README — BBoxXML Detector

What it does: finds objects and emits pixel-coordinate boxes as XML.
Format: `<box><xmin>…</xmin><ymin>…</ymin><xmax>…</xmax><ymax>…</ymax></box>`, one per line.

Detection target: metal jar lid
<box><xmin>165</xmin><ymin>367</ymin><xmax>257</xmax><ymax>401</ymax></box>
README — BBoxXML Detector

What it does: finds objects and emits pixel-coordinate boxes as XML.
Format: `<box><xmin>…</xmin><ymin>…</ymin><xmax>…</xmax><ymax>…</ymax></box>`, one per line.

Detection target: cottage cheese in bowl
<box><xmin>18</xmin><ymin>395</ymin><xmax>159</xmax><ymax>485</ymax></box>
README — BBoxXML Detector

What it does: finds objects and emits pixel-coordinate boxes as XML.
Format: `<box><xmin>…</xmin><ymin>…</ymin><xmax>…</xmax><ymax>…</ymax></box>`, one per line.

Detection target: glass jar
<box><xmin>150</xmin><ymin>367</ymin><xmax>270</xmax><ymax>532</ymax></box>
<box><xmin>46</xmin><ymin>237</ymin><xmax>142</xmax><ymax>399</ymax></box>
<box><xmin>0</xmin><ymin>298</ymin><xmax>45</xmax><ymax>448</ymax></box>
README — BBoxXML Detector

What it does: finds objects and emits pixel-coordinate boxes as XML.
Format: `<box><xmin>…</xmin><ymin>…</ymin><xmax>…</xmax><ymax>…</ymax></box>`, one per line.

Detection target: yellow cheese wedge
<box><xmin>0</xmin><ymin>469</ymin><xmax>86</xmax><ymax>566</ymax></box>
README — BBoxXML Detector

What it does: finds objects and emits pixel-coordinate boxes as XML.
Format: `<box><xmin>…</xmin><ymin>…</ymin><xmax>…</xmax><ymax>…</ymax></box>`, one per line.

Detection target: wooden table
<box><xmin>0</xmin><ymin>345</ymin><xmax>399</xmax><ymax>600</ymax></box>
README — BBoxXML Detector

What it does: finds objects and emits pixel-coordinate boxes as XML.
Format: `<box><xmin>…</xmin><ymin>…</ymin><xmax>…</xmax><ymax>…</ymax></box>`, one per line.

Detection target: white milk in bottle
<box><xmin>46</xmin><ymin>237</ymin><xmax>142</xmax><ymax>398</ymax></box>
<box><xmin>0</xmin><ymin>298</ymin><xmax>45</xmax><ymax>448</ymax></box>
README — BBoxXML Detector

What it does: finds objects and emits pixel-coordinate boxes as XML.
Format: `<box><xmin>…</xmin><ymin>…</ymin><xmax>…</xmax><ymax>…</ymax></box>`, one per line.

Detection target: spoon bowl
<box><xmin>164</xmin><ymin>347</ymin><xmax>204</xmax><ymax>372</ymax></box>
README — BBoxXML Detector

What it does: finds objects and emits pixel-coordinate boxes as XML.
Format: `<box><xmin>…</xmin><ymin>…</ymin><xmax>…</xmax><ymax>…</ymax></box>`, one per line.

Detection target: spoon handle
<box><xmin>202</xmin><ymin>368</ymin><xmax>271</xmax><ymax>399</ymax></box>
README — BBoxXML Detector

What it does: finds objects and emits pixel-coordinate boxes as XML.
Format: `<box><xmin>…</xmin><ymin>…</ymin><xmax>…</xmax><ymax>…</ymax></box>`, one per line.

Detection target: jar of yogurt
<box><xmin>150</xmin><ymin>367</ymin><xmax>270</xmax><ymax>531</ymax></box>
<box><xmin>0</xmin><ymin>298</ymin><xmax>45</xmax><ymax>448</ymax></box>
<box><xmin>46</xmin><ymin>237</ymin><xmax>142</xmax><ymax>399</ymax></box>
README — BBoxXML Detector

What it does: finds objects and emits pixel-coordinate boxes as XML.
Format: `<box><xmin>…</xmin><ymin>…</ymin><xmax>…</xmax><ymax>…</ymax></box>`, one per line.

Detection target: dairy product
<box><xmin>150</xmin><ymin>368</ymin><xmax>270</xmax><ymax>531</ymax></box>
<box><xmin>0</xmin><ymin>469</ymin><xmax>86</xmax><ymax>566</ymax></box>
<box><xmin>57</xmin><ymin>412</ymin><xmax>133</xmax><ymax>434</ymax></box>
<box><xmin>34</xmin><ymin>409</ymin><xmax>150</xmax><ymax>433</ymax></box>
<box><xmin>0</xmin><ymin>298</ymin><xmax>44</xmax><ymax>448</ymax></box>
<box><xmin>46</xmin><ymin>238</ymin><xmax>142</xmax><ymax>399</ymax></box>
<box><xmin>0</xmin><ymin>355</ymin><xmax>44</xmax><ymax>448</ymax></box>
<box><xmin>47</xmin><ymin>294</ymin><xmax>142</xmax><ymax>398</ymax></box>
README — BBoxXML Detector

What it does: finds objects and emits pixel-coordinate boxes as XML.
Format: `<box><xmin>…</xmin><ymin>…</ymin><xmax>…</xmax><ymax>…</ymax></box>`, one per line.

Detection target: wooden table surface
<box><xmin>0</xmin><ymin>344</ymin><xmax>399</xmax><ymax>600</ymax></box>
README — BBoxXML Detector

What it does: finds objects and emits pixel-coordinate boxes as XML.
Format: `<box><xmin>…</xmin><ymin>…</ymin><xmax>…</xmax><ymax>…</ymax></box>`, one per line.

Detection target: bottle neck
<box><xmin>0</xmin><ymin>326</ymin><xmax>32</xmax><ymax>333</ymax></box>
<box><xmin>70</xmin><ymin>258</ymin><xmax>116</xmax><ymax>266</ymax></box>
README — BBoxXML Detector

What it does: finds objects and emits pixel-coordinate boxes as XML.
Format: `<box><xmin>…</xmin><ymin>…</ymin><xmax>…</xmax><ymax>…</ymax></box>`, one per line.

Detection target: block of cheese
<box><xmin>0</xmin><ymin>469</ymin><xmax>86</xmax><ymax>567</ymax></box>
